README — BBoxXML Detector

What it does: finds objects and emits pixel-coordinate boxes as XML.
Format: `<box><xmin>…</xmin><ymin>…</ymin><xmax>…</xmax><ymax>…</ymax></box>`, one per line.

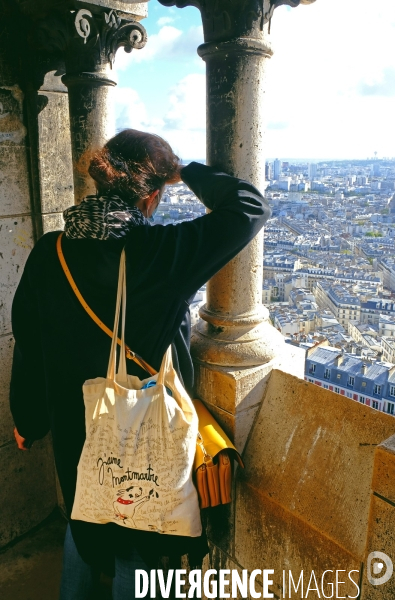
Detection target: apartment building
<box><xmin>305</xmin><ymin>344</ymin><xmax>395</xmax><ymax>415</ymax></box>
<box><xmin>314</xmin><ymin>282</ymin><xmax>361</xmax><ymax>326</ymax></box>
<box><xmin>381</xmin><ymin>336</ymin><xmax>395</xmax><ymax>364</ymax></box>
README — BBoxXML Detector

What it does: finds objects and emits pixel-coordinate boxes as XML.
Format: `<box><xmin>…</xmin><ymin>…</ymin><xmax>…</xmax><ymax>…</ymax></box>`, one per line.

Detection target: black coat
<box><xmin>10</xmin><ymin>162</ymin><xmax>271</xmax><ymax>568</ymax></box>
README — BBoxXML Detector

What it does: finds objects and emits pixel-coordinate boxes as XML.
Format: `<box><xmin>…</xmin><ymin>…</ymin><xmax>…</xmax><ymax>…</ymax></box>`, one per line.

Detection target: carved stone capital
<box><xmin>35</xmin><ymin>8</ymin><xmax>147</xmax><ymax>75</ymax></box>
<box><xmin>158</xmin><ymin>0</ymin><xmax>315</xmax><ymax>43</ymax></box>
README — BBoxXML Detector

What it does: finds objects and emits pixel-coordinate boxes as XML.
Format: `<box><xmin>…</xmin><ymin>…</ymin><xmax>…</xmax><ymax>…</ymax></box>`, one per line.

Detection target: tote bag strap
<box><xmin>56</xmin><ymin>232</ymin><xmax>157</xmax><ymax>377</ymax></box>
<box><xmin>107</xmin><ymin>249</ymin><xmax>127</xmax><ymax>381</ymax></box>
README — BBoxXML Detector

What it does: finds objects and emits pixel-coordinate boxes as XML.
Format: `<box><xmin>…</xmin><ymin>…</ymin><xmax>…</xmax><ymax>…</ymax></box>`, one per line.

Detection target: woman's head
<box><xmin>88</xmin><ymin>129</ymin><xmax>181</xmax><ymax>209</ymax></box>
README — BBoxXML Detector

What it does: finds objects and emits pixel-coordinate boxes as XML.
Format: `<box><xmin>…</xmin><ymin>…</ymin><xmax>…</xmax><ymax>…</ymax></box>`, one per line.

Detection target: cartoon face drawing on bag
<box><xmin>113</xmin><ymin>486</ymin><xmax>159</xmax><ymax>527</ymax></box>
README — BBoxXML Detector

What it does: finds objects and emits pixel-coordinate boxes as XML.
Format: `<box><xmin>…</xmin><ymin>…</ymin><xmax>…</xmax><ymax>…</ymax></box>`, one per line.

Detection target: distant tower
<box><xmin>265</xmin><ymin>162</ymin><xmax>272</xmax><ymax>181</ymax></box>
<box><xmin>308</xmin><ymin>163</ymin><xmax>317</xmax><ymax>181</ymax></box>
<box><xmin>273</xmin><ymin>158</ymin><xmax>281</xmax><ymax>180</ymax></box>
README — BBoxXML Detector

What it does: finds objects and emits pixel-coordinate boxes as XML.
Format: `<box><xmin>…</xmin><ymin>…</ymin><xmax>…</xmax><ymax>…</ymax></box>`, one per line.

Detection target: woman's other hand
<box><xmin>14</xmin><ymin>426</ymin><xmax>30</xmax><ymax>450</ymax></box>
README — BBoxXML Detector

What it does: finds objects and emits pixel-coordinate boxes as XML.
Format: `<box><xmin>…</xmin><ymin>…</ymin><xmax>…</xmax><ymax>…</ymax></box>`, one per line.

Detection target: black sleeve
<box><xmin>9</xmin><ymin>255</ymin><xmax>50</xmax><ymax>442</ymax></box>
<box><xmin>131</xmin><ymin>162</ymin><xmax>271</xmax><ymax>300</ymax></box>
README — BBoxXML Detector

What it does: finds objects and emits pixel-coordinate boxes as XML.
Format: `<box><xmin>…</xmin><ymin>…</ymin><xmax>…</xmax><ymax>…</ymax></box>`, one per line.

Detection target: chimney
<box><xmin>335</xmin><ymin>355</ymin><xmax>343</xmax><ymax>366</ymax></box>
<box><xmin>361</xmin><ymin>363</ymin><xmax>368</xmax><ymax>375</ymax></box>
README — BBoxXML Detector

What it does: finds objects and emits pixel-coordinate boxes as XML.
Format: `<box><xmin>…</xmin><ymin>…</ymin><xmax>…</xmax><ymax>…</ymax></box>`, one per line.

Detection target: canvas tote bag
<box><xmin>71</xmin><ymin>250</ymin><xmax>202</xmax><ymax>537</ymax></box>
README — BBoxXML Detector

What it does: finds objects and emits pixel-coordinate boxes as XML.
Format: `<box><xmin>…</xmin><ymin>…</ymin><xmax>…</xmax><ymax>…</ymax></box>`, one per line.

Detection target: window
<box><xmin>323</xmin><ymin>384</ymin><xmax>329</xmax><ymax>389</ymax></box>
<box><xmin>362</xmin><ymin>381</ymin><xmax>366</xmax><ymax>387</ymax></box>
<box><xmin>309</xmin><ymin>378</ymin><xmax>314</xmax><ymax>383</ymax></box>
<box><xmin>374</xmin><ymin>385</ymin><xmax>381</xmax><ymax>396</ymax></box>
<box><xmin>310</xmin><ymin>363</ymin><xmax>316</xmax><ymax>373</ymax></box>
<box><xmin>373</xmin><ymin>400</ymin><xmax>379</xmax><ymax>410</ymax></box>
<box><xmin>335</xmin><ymin>387</ymin><xmax>340</xmax><ymax>394</ymax></box>
<box><xmin>387</xmin><ymin>403</ymin><xmax>395</xmax><ymax>415</ymax></box>
<box><xmin>348</xmin><ymin>376</ymin><xmax>354</xmax><ymax>387</ymax></box>
<box><xmin>324</xmin><ymin>369</ymin><xmax>330</xmax><ymax>379</ymax></box>
<box><xmin>337</xmin><ymin>374</ymin><xmax>341</xmax><ymax>379</ymax></box>
<box><xmin>390</xmin><ymin>385</ymin><xmax>395</xmax><ymax>397</ymax></box>
<box><xmin>359</xmin><ymin>396</ymin><xmax>365</xmax><ymax>404</ymax></box>
<box><xmin>346</xmin><ymin>392</ymin><xmax>352</xmax><ymax>398</ymax></box>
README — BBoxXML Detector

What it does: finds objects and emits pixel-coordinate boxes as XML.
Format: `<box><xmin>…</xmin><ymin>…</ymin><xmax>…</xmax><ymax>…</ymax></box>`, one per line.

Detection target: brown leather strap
<box><xmin>56</xmin><ymin>232</ymin><xmax>157</xmax><ymax>376</ymax></box>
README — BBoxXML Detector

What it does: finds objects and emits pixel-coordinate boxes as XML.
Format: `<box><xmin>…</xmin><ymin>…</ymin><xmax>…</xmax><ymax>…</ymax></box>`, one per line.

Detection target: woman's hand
<box><xmin>14</xmin><ymin>427</ymin><xmax>30</xmax><ymax>450</ymax></box>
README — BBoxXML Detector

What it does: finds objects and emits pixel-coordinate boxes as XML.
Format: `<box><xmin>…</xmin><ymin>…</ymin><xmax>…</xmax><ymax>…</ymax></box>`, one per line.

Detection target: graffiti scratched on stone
<box><xmin>0</xmin><ymin>87</ymin><xmax>27</xmax><ymax>144</ymax></box>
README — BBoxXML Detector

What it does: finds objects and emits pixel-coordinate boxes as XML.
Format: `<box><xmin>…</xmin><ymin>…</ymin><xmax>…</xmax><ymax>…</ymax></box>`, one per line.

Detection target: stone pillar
<box><xmin>36</xmin><ymin>6</ymin><xmax>147</xmax><ymax>203</ymax></box>
<box><xmin>159</xmin><ymin>0</ymin><xmax>312</xmax><ymax>447</ymax></box>
<box><xmin>194</xmin><ymin>38</ymin><xmax>283</xmax><ymax>369</ymax></box>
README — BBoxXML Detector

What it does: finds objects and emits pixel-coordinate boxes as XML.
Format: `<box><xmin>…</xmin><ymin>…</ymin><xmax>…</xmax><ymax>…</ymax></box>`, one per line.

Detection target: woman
<box><xmin>10</xmin><ymin>129</ymin><xmax>271</xmax><ymax>599</ymax></box>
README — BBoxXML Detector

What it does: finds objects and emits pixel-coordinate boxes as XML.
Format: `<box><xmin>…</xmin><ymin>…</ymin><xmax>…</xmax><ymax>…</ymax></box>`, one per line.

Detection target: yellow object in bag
<box><xmin>193</xmin><ymin>399</ymin><xmax>244</xmax><ymax>509</ymax></box>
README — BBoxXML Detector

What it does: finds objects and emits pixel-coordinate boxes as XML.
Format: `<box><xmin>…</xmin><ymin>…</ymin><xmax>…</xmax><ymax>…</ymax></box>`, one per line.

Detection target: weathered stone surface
<box><xmin>0</xmin><ymin>145</ymin><xmax>31</xmax><ymax>216</ymax></box>
<box><xmin>273</xmin><ymin>341</ymin><xmax>305</xmax><ymax>379</ymax></box>
<box><xmin>371</xmin><ymin>434</ymin><xmax>395</xmax><ymax>504</ymax></box>
<box><xmin>241</xmin><ymin>370</ymin><xmax>395</xmax><ymax>559</ymax></box>
<box><xmin>204</xmin><ymin>543</ymin><xmax>254</xmax><ymax>600</ymax></box>
<box><xmin>0</xmin><ymin>437</ymin><xmax>57</xmax><ymax>548</ymax></box>
<box><xmin>195</xmin><ymin>343</ymin><xmax>304</xmax><ymax>417</ymax></box>
<box><xmin>15</xmin><ymin>0</ymin><xmax>148</xmax><ymax>20</ymax></box>
<box><xmin>195</xmin><ymin>362</ymin><xmax>272</xmax><ymax>415</ymax></box>
<box><xmin>235</xmin><ymin>485</ymin><xmax>361</xmax><ymax>599</ymax></box>
<box><xmin>42</xmin><ymin>213</ymin><xmax>64</xmax><ymax>234</ymax></box>
<box><xmin>37</xmin><ymin>91</ymin><xmax>74</xmax><ymax>215</ymax></box>
<box><xmin>0</xmin><ymin>334</ymin><xmax>14</xmax><ymax>447</ymax></box>
<box><xmin>0</xmin><ymin>516</ymin><xmax>66</xmax><ymax>600</ymax></box>
<box><xmin>41</xmin><ymin>70</ymin><xmax>68</xmax><ymax>94</ymax></box>
<box><xmin>0</xmin><ymin>216</ymin><xmax>34</xmax><ymax>335</ymax></box>
<box><xmin>196</xmin><ymin>379</ymin><xmax>264</xmax><ymax>455</ymax></box>
<box><xmin>361</xmin><ymin>495</ymin><xmax>395</xmax><ymax>600</ymax></box>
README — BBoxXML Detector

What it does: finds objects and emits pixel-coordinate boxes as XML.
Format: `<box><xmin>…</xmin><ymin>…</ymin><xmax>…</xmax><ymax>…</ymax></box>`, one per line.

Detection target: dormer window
<box><xmin>374</xmin><ymin>385</ymin><xmax>381</xmax><ymax>396</ymax></box>
<box><xmin>324</xmin><ymin>369</ymin><xmax>330</xmax><ymax>379</ymax></box>
<box><xmin>348</xmin><ymin>376</ymin><xmax>354</xmax><ymax>387</ymax></box>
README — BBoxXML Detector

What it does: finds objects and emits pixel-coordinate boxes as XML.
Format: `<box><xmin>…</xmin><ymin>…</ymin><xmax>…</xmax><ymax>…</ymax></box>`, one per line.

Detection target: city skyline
<box><xmin>113</xmin><ymin>0</ymin><xmax>395</xmax><ymax>161</ymax></box>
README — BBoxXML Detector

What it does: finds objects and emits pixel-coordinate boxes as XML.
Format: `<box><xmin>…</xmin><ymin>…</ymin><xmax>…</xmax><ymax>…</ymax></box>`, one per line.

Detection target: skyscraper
<box><xmin>273</xmin><ymin>158</ymin><xmax>281</xmax><ymax>180</ymax></box>
<box><xmin>308</xmin><ymin>163</ymin><xmax>317</xmax><ymax>180</ymax></box>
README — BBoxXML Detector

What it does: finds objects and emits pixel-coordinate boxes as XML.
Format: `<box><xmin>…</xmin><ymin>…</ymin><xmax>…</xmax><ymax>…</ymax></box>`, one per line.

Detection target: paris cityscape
<box><xmin>157</xmin><ymin>157</ymin><xmax>395</xmax><ymax>415</ymax></box>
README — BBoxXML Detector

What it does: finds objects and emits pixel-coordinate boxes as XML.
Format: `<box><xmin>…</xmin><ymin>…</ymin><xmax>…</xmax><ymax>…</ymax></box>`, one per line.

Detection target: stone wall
<box><xmin>204</xmin><ymin>371</ymin><xmax>395</xmax><ymax>599</ymax></box>
<box><xmin>0</xmin><ymin>4</ymin><xmax>73</xmax><ymax>548</ymax></box>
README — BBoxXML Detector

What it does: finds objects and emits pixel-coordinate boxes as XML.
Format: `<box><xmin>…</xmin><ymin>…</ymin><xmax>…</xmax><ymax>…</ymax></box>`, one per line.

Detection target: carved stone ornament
<box><xmin>158</xmin><ymin>0</ymin><xmax>315</xmax><ymax>43</ymax></box>
<box><xmin>35</xmin><ymin>8</ymin><xmax>147</xmax><ymax>72</ymax></box>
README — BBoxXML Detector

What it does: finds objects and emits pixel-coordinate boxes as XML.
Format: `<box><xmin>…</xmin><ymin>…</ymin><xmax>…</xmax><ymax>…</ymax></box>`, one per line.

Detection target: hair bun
<box><xmin>88</xmin><ymin>129</ymin><xmax>180</xmax><ymax>204</ymax></box>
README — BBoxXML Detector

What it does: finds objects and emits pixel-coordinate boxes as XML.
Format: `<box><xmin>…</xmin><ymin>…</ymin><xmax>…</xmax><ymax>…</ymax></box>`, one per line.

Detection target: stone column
<box><xmin>159</xmin><ymin>0</ymin><xmax>312</xmax><ymax>448</ymax></box>
<box><xmin>194</xmin><ymin>37</ymin><xmax>284</xmax><ymax>369</ymax></box>
<box><xmin>36</xmin><ymin>6</ymin><xmax>147</xmax><ymax>203</ymax></box>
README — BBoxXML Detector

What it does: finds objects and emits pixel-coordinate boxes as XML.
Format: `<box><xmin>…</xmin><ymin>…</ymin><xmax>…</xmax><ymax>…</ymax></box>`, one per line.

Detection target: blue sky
<box><xmin>114</xmin><ymin>0</ymin><xmax>395</xmax><ymax>160</ymax></box>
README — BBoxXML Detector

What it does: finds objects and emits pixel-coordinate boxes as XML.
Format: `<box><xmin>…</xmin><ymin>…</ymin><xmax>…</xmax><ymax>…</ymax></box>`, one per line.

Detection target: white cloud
<box><xmin>164</xmin><ymin>74</ymin><xmax>205</xmax><ymax>132</ymax></box>
<box><xmin>114</xmin><ymin>0</ymin><xmax>395</xmax><ymax>159</ymax></box>
<box><xmin>114</xmin><ymin>74</ymin><xmax>206</xmax><ymax>159</ymax></box>
<box><xmin>264</xmin><ymin>0</ymin><xmax>395</xmax><ymax>157</ymax></box>
<box><xmin>157</xmin><ymin>16</ymin><xmax>175</xmax><ymax>26</ymax></box>
<box><xmin>113</xmin><ymin>87</ymin><xmax>164</xmax><ymax>132</ymax></box>
<box><xmin>162</xmin><ymin>73</ymin><xmax>206</xmax><ymax>158</ymax></box>
<box><xmin>113</xmin><ymin>25</ymin><xmax>204</xmax><ymax>73</ymax></box>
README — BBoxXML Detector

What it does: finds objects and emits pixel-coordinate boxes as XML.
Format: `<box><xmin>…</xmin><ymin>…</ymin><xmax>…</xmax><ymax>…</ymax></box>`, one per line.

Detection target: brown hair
<box><xmin>88</xmin><ymin>129</ymin><xmax>180</xmax><ymax>204</ymax></box>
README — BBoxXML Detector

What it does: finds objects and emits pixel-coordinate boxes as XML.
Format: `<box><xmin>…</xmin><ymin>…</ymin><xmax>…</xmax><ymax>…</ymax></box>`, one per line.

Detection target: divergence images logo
<box><xmin>367</xmin><ymin>552</ymin><xmax>393</xmax><ymax>586</ymax></box>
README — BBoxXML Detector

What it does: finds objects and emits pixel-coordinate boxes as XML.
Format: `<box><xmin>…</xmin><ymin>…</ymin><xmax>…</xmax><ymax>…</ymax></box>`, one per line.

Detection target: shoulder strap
<box><xmin>56</xmin><ymin>232</ymin><xmax>157</xmax><ymax>376</ymax></box>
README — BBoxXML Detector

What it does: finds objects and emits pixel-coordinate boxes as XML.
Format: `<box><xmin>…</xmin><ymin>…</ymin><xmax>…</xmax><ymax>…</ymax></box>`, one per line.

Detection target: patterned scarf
<box><xmin>63</xmin><ymin>195</ymin><xmax>149</xmax><ymax>240</ymax></box>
